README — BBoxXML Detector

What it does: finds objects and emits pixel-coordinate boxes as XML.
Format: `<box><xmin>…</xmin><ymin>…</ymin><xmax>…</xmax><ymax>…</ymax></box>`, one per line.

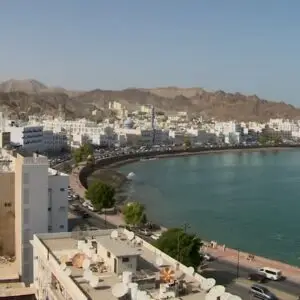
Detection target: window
<box><xmin>122</xmin><ymin>257</ymin><xmax>129</xmax><ymax>262</ymax></box>
<box><xmin>23</xmin><ymin>188</ymin><xmax>29</xmax><ymax>205</ymax></box>
<box><xmin>48</xmin><ymin>207</ymin><xmax>51</xmax><ymax>211</ymax></box>
<box><xmin>107</xmin><ymin>251</ymin><xmax>111</xmax><ymax>258</ymax></box>
<box><xmin>60</xmin><ymin>188</ymin><xmax>65</xmax><ymax>191</ymax></box>
<box><xmin>23</xmin><ymin>173</ymin><xmax>29</xmax><ymax>185</ymax></box>
<box><xmin>48</xmin><ymin>226</ymin><xmax>52</xmax><ymax>231</ymax></box>
<box><xmin>59</xmin><ymin>225</ymin><xmax>64</xmax><ymax>229</ymax></box>
<box><xmin>4</xmin><ymin>202</ymin><xmax>12</xmax><ymax>207</ymax></box>
<box><xmin>23</xmin><ymin>209</ymin><xmax>30</xmax><ymax>224</ymax></box>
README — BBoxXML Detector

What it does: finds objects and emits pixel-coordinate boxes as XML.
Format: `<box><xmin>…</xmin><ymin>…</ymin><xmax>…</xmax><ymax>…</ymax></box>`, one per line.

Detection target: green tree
<box><xmin>122</xmin><ymin>202</ymin><xmax>147</xmax><ymax>226</ymax></box>
<box><xmin>72</xmin><ymin>143</ymin><xmax>94</xmax><ymax>164</ymax></box>
<box><xmin>184</xmin><ymin>136</ymin><xmax>191</xmax><ymax>149</ymax></box>
<box><xmin>85</xmin><ymin>181</ymin><xmax>115</xmax><ymax>210</ymax></box>
<box><xmin>155</xmin><ymin>228</ymin><xmax>203</xmax><ymax>269</ymax></box>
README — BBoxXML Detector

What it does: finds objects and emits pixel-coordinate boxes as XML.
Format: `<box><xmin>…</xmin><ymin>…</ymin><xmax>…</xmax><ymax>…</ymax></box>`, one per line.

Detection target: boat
<box><xmin>127</xmin><ymin>172</ymin><xmax>136</xmax><ymax>180</ymax></box>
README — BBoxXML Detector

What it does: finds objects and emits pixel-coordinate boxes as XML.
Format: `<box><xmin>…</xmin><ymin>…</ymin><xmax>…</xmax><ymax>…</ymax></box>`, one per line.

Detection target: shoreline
<box><xmin>77</xmin><ymin>145</ymin><xmax>300</xmax><ymax>282</ymax></box>
<box><xmin>107</xmin><ymin>146</ymin><xmax>293</xmax><ymax>170</ymax></box>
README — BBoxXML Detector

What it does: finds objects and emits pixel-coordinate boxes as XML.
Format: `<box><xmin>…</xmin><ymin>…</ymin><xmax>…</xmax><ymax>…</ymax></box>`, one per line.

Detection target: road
<box><xmin>201</xmin><ymin>259</ymin><xmax>300</xmax><ymax>299</ymax></box>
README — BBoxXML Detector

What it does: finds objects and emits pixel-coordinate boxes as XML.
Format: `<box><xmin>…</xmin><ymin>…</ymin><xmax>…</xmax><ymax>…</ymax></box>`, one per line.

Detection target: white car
<box><xmin>151</xmin><ymin>232</ymin><xmax>162</xmax><ymax>240</ymax></box>
<box><xmin>87</xmin><ymin>204</ymin><xmax>95</xmax><ymax>211</ymax></box>
<box><xmin>82</xmin><ymin>201</ymin><xmax>89</xmax><ymax>207</ymax></box>
<box><xmin>258</xmin><ymin>267</ymin><xmax>282</xmax><ymax>281</ymax></box>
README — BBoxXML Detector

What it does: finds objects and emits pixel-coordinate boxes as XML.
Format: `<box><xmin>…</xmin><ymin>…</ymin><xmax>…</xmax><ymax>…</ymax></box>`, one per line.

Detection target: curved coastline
<box><xmin>77</xmin><ymin>144</ymin><xmax>300</xmax><ymax>277</ymax></box>
<box><xmin>80</xmin><ymin>145</ymin><xmax>297</xmax><ymax>188</ymax></box>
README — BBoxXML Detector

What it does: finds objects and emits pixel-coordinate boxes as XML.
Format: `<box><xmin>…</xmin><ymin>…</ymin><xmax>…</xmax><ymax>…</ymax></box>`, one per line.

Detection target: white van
<box><xmin>258</xmin><ymin>267</ymin><xmax>282</xmax><ymax>281</ymax></box>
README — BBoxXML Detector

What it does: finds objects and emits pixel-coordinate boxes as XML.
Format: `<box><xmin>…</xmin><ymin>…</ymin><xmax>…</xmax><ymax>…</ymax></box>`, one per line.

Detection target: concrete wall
<box><xmin>32</xmin><ymin>235</ymin><xmax>88</xmax><ymax>300</ymax></box>
<box><xmin>48</xmin><ymin>173</ymin><xmax>69</xmax><ymax>233</ymax></box>
<box><xmin>0</xmin><ymin>172</ymin><xmax>15</xmax><ymax>256</ymax></box>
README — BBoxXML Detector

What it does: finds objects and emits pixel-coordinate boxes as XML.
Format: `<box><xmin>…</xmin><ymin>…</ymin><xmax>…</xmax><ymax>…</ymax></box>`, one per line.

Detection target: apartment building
<box><xmin>5</xmin><ymin>121</ymin><xmax>44</xmax><ymax>152</ymax></box>
<box><xmin>31</xmin><ymin>228</ymin><xmax>241</xmax><ymax>300</ymax></box>
<box><xmin>0</xmin><ymin>139</ymin><xmax>69</xmax><ymax>286</ymax></box>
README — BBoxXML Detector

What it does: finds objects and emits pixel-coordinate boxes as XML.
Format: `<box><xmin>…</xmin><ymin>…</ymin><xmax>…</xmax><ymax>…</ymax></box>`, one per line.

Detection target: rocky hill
<box><xmin>0</xmin><ymin>79</ymin><xmax>299</xmax><ymax>121</ymax></box>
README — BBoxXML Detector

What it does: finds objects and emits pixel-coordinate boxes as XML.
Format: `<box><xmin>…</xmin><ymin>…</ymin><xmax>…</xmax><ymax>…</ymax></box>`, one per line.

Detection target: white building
<box><xmin>31</xmin><ymin>228</ymin><xmax>240</xmax><ymax>300</ymax></box>
<box><xmin>5</xmin><ymin>121</ymin><xmax>44</xmax><ymax>152</ymax></box>
<box><xmin>43</xmin><ymin>130</ymin><xmax>68</xmax><ymax>152</ymax></box>
<box><xmin>0</xmin><ymin>146</ymin><xmax>69</xmax><ymax>284</ymax></box>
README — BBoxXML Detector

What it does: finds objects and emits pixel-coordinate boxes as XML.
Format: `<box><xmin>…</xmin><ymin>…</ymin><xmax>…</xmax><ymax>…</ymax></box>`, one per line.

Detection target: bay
<box><xmin>119</xmin><ymin>149</ymin><xmax>300</xmax><ymax>266</ymax></box>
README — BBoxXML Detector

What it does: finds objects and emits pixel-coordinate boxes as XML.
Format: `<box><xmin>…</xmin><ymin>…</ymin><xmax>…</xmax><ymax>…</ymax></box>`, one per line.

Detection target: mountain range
<box><xmin>0</xmin><ymin>79</ymin><xmax>299</xmax><ymax>121</ymax></box>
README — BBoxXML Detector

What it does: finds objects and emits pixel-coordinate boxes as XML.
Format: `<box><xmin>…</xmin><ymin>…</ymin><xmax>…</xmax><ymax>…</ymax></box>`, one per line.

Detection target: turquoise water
<box><xmin>119</xmin><ymin>150</ymin><xmax>300</xmax><ymax>266</ymax></box>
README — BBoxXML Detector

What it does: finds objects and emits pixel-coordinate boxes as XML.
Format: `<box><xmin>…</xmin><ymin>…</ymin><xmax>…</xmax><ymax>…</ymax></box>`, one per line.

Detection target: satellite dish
<box><xmin>155</xmin><ymin>256</ymin><xmax>164</xmax><ymax>267</ymax></box>
<box><xmin>89</xmin><ymin>275</ymin><xmax>100</xmax><ymax>288</ymax></box>
<box><xmin>186</xmin><ymin>266</ymin><xmax>195</xmax><ymax>276</ymax></box>
<box><xmin>112</xmin><ymin>283</ymin><xmax>129</xmax><ymax>298</ymax></box>
<box><xmin>83</xmin><ymin>259</ymin><xmax>91</xmax><ymax>270</ymax></box>
<box><xmin>60</xmin><ymin>263</ymin><xmax>67</xmax><ymax>271</ymax></box>
<box><xmin>220</xmin><ymin>292</ymin><xmax>232</xmax><ymax>300</ymax></box>
<box><xmin>111</xmin><ymin>230</ymin><xmax>119</xmax><ymax>239</ymax></box>
<box><xmin>201</xmin><ymin>278</ymin><xmax>216</xmax><ymax>291</ymax></box>
<box><xmin>127</xmin><ymin>231</ymin><xmax>135</xmax><ymax>241</ymax></box>
<box><xmin>228</xmin><ymin>296</ymin><xmax>242</xmax><ymax>300</ymax></box>
<box><xmin>209</xmin><ymin>285</ymin><xmax>226</xmax><ymax>297</ymax></box>
<box><xmin>64</xmin><ymin>268</ymin><xmax>72</xmax><ymax>276</ymax></box>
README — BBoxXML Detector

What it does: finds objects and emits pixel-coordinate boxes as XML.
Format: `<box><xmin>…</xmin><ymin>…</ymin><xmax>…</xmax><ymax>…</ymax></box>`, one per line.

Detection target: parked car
<box><xmin>249</xmin><ymin>284</ymin><xmax>278</xmax><ymax>299</ymax></box>
<box><xmin>258</xmin><ymin>267</ymin><xmax>282</xmax><ymax>281</ymax></box>
<box><xmin>139</xmin><ymin>229</ymin><xmax>152</xmax><ymax>236</ymax></box>
<box><xmin>151</xmin><ymin>232</ymin><xmax>162</xmax><ymax>240</ymax></box>
<box><xmin>203</xmin><ymin>253</ymin><xmax>214</xmax><ymax>262</ymax></box>
<box><xmin>82</xmin><ymin>201</ymin><xmax>89</xmax><ymax>207</ymax></box>
<box><xmin>248</xmin><ymin>272</ymin><xmax>267</xmax><ymax>283</ymax></box>
<box><xmin>87</xmin><ymin>204</ymin><xmax>95</xmax><ymax>211</ymax></box>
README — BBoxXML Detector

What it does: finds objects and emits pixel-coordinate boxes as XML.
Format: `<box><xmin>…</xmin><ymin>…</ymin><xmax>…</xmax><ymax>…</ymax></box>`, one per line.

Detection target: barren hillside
<box><xmin>0</xmin><ymin>79</ymin><xmax>299</xmax><ymax>121</ymax></box>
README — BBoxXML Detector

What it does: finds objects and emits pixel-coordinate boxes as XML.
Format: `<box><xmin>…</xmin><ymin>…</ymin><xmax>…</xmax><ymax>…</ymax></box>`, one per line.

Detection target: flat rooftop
<box><xmin>0</xmin><ymin>259</ymin><xmax>19</xmax><ymax>281</ymax></box>
<box><xmin>48</xmin><ymin>167</ymin><xmax>68</xmax><ymax>176</ymax></box>
<box><xmin>39</xmin><ymin>229</ymin><xmax>206</xmax><ymax>300</ymax></box>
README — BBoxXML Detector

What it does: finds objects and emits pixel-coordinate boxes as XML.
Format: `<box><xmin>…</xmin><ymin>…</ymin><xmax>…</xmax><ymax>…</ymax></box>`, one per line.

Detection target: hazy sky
<box><xmin>1</xmin><ymin>1</ymin><xmax>300</xmax><ymax>104</ymax></box>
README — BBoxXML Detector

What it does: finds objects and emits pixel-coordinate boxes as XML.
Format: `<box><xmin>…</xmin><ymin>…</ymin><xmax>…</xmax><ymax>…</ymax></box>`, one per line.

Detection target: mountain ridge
<box><xmin>0</xmin><ymin>78</ymin><xmax>299</xmax><ymax>121</ymax></box>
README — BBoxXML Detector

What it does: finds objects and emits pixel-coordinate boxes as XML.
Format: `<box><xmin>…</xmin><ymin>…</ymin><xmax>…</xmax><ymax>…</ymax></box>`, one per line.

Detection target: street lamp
<box><xmin>236</xmin><ymin>249</ymin><xmax>240</xmax><ymax>279</ymax></box>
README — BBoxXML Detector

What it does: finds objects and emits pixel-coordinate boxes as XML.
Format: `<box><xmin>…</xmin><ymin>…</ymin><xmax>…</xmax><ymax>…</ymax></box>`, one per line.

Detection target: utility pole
<box><xmin>236</xmin><ymin>249</ymin><xmax>240</xmax><ymax>279</ymax></box>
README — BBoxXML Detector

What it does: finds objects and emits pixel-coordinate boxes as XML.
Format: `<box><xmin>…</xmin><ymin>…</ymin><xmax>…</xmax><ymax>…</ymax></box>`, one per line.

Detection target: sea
<box><xmin>119</xmin><ymin>149</ymin><xmax>300</xmax><ymax>266</ymax></box>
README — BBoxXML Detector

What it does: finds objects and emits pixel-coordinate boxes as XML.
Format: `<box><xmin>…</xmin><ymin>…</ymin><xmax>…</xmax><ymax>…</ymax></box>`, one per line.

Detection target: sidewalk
<box><xmin>70</xmin><ymin>167</ymin><xmax>300</xmax><ymax>284</ymax></box>
<box><xmin>204</xmin><ymin>243</ymin><xmax>300</xmax><ymax>284</ymax></box>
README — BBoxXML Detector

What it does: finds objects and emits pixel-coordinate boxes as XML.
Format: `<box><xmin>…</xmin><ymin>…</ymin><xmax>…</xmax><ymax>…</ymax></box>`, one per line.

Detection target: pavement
<box><xmin>69</xmin><ymin>166</ymin><xmax>300</xmax><ymax>299</ymax></box>
<box><xmin>204</xmin><ymin>245</ymin><xmax>300</xmax><ymax>284</ymax></box>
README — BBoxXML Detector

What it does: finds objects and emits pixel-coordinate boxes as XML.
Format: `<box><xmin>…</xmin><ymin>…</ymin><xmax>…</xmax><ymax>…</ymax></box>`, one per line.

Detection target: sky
<box><xmin>1</xmin><ymin>0</ymin><xmax>300</xmax><ymax>104</ymax></box>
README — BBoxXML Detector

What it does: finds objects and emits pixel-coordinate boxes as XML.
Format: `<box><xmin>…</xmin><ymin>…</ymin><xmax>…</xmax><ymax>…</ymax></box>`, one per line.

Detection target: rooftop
<box><xmin>35</xmin><ymin>229</ymin><xmax>214</xmax><ymax>300</ymax></box>
<box><xmin>48</xmin><ymin>167</ymin><xmax>68</xmax><ymax>177</ymax></box>
<box><xmin>0</xmin><ymin>259</ymin><xmax>18</xmax><ymax>281</ymax></box>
